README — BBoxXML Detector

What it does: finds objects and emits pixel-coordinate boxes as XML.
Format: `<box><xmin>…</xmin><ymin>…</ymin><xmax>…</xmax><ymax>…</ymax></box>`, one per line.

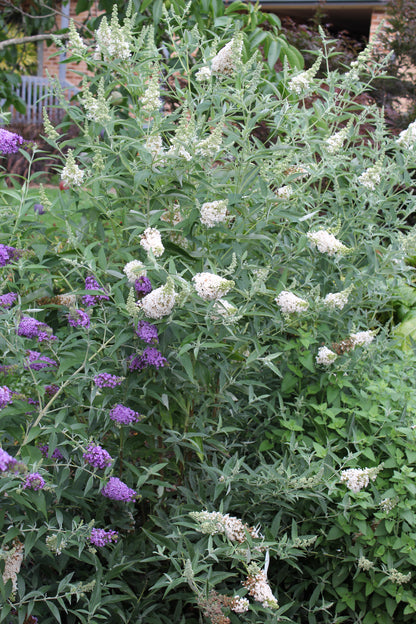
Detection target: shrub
<box><xmin>0</xmin><ymin>4</ymin><xmax>416</xmax><ymax>624</ymax></box>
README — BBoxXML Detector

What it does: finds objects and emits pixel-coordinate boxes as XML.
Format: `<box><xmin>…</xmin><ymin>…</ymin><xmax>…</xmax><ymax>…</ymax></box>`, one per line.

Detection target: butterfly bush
<box><xmin>1</xmin><ymin>6</ymin><xmax>416</xmax><ymax>624</ymax></box>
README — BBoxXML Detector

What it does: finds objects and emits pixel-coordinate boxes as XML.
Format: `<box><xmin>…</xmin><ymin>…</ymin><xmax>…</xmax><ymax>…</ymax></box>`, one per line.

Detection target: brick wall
<box><xmin>369</xmin><ymin>9</ymin><xmax>389</xmax><ymax>42</ymax></box>
<box><xmin>42</xmin><ymin>1</ymin><xmax>103</xmax><ymax>86</ymax></box>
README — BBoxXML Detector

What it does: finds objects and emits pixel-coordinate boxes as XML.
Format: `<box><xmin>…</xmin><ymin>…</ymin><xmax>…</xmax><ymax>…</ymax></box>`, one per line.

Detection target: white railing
<box><xmin>10</xmin><ymin>75</ymin><xmax>79</xmax><ymax>125</ymax></box>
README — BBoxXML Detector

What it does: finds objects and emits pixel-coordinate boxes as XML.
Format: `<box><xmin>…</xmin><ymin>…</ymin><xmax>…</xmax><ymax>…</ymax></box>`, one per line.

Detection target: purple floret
<box><xmin>94</xmin><ymin>373</ymin><xmax>123</xmax><ymax>388</ymax></box>
<box><xmin>0</xmin><ymin>448</ymin><xmax>16</xmax><ymax>471</ymax></box>
<box><xmin>90</xmin><ymin>528</ymin><xmax>119</xmax><ymax>547</ymax></box>
<box><xmin>25</xmin><ymin>350</ymin><xmax>58</xmax><ymax>371</ymax></box>
<box><xmin>0</xmin><ymin>293</ymin><xmax>18</xmax><ymax>308</ymax></box>
<box><xmin>82</xmin><ymin>276</ymin><xmax>109</xmax><ymax>307</ymax></box>
<box><xmin>18</xmin><ymin>316</ymin><xmax>57</xmax><ymax>342</ymax></box>
<box><xmin>135</xmin><ymin>320</ymin><xmax>159</xmax><ymax>344</ymax></box>
<box><xmin>0</xmin><ymin>244</ymin><xmax>21</xmax><ymax>267</ymax></box>
<box><xmin>33</xmin><ymin>203</ymin><xmax>45</xmax><ymax>215</ymax></box>
<box><xmin>23</xmin><ymin>472</ymin><xmax>45</xmax><ymax>491</ymax></box>
<box><xmin>101</xmin><ymin>476</ymin><xmax>137</xmax><ymax>502</ymax></box>
<box><xmin>128</xmin><ymin>347</ymin><xmax>167</xmax><ymax>372</ymax></box>
<box><xmin>68</xmin><ymin>309</ymin><xmax>90</xmax><ymax>328</ymax></box>
<box><xmin>0</xmin><ymin>128</ymin><xmax>25</xmax><ymax>154</ymax></box>
<box><xmin>109</xmin><ymin>403</ymin><xmax>141</xmax><ymax>425</ymax></box>
<box><xmin>39</xmin><ymin>444</ymin><xmax>64</xmax><ymax>460</ymax></box>
<box><xmin>83</xmin><ymin>443</ymin><xmax>113</xmax><ymax>469</ymax></box>
<box><xmin>0</xmin><ymin>385</ymin><xmax>12</xmax><ymax>409</ymax></box>
<box><xmin>134</xmin><ymin>276</ymin><xmax>152</xmax><ymax>297</ymax></box>
<box><xmin>45</xmin><ymin>384</ymin><xmax>59</xmax><ymax>396</ymax></box>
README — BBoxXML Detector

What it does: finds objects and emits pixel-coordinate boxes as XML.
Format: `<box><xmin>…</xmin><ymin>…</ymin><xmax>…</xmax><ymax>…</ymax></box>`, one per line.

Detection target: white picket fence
<box><xmin>10</xmin><ymin>75</ymin><xmax>79</xmax><ymax>125</ymax></box>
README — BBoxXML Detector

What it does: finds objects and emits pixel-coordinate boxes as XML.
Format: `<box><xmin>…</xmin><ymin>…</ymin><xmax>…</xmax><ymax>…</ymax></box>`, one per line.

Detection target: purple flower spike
<box><xmin>68</xmin><ymin>309</ymin><xmax>90</xmax><ymax>328</ymax></box>
<box><xmin>134</xmin><ymin>276</ymin><xmax>152</xmax><ymax>297</ymax></box>
<box><xmin>0</xmin><ymin>293</ymin><xmax>18</xmax><ymax>308</ymax></box>
<box><xmin>0</xmin><ymin>244</ymin><xmax>21</xmax><ymax>267</ymax></box>
<box><xmin>23</xmin><ymin>472</ymin><xmax>45</xmax><ymax>491</ymax></box>
<box><xmin>82</xmin><ymin>275</ymin><xmax>109</xmax><ymax>307</ymax></box>
<box><xmin>39</xmin><ymin>444</ymin><xmax>64</xmax><ymax>460</ymax></box>
<box><xmin>0</xmin><ymin>448</ymin><xmax>16</xmax><ymax>471</ymax></box>
<box><xmin>25</xmin><ymin>350</ymin><xmax>58</xmax><ymax>371</ymax></box>
<box><xmin>128</xmin><ymin>347</ymin><xmax>167</xmax><ymax>372</ymax></box>
<box><xmin>0</xmin><ymin>128</ymin><xmax>25</xmax><ymax>154</ymax></box>
<box><xmin>0</xmin><ymin>385</ymin><xmax>12</xmax><ymax>409</ymax></box>
<box><xmin>83</xmin><ymin>443</ymin><xmax>113</xmax><ymax>469</ymax></box>
<box><xmin>109</xmin><ymin>403</ymin><xmax>141</xmax><ymax>425</ymax></box>
<box><xmin>18</xmin><ymin>316</ymin><xmax>57</xmax><ymax>342</ymax></box>
<box><xmin>90</xmin><ymin>527</ymin><xmax>118</xmax><ymax>547</ymax></box>
<box><xmin>135</xmin><ymin>320</ymin><xmax>159</xmax><ymax>344</ymax></box>
<box><xmin>33</xmin><ymin>203</ymin><xmax>45</xmax><ymax>215</ymax></box>
<box><xmin>94</xmin><ymin>373</ymin><xmax>124</xmax><ymax>388</ymax></box>
<box><xmin>45</xmin><ymin>384</ymin><xmax>59</xmax><ymax>396</ymax></box>
<box><xmin>101</xmin><ymin>477</ymin><xmax>137</xmax><ymax>502</ymax></box>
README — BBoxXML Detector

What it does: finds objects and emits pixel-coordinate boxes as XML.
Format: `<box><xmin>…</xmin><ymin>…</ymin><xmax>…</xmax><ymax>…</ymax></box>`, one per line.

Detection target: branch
<box><xmin>0</xmin><ymin>33</ymin><xmax>69</xmax><ymax>51</ymax></box>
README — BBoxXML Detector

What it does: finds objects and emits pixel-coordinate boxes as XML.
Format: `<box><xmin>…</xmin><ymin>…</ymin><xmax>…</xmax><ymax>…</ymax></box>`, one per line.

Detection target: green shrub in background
<box><xmin>1</xmin><ymin>4</ymin><xmax>416</xmax><ymax>623</ymax></box>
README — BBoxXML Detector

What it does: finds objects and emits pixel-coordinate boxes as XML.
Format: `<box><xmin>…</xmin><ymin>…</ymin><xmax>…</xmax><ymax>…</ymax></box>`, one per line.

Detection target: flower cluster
<box><xmin>45</xmin><ymin>385</ymin><xmax>60</xmax><ymax>397</ymax></box>
<box><xmin>211</xmin><ymin>36</ymin><xmax>243</xmax><ymax>75</ymax></box>
<box><xmin>33</xmin><ymin>203</ymin><xmax>45</xmax><ymax>215</ymax></box>
<box><xmin>358</xmin><ymin>165</ymin><xmax>382</xmax><ymax>191</ymax></box>
<box><xmin>0</xmin><ymin>293</ymin><xmax>17</xmax><ymax>308</ymax></box>
<box><xmin>101</xmin><ymin>477</ymin><xmax>137</xmax><ymax>502</ymax></box>
<box><xmin>243</xmin><ymin>565</ymin><xmax>279</xmax><ymax>609</ymax></box>
<box><xmin>109</xmin><ymin>404</ymin><xmax>141</xmax><ymax>425</ymax></box>
<box><xmin>315</xmin><ymin>346</ymin><xmax>338</xmax><ymax>366</ymax></box>
<box><xmin>340</xmin><ymin>466</ymin><xmax>381</xmax><ymax>493</ymax></box>
<box><xmin>82</xmin><ymin>276</ymin><xmax>109</xmax><ymax>307</ymax></box>
<box><xmin>358</xmin><ymin>556</ymin><xmax>374</xmax><ymax>571</ymax></box>
<box><xmin>0</xmin><ymin>128</ymin><xmax>25</xmax><ymax>154</ymax></box>
<box><xmin>39</xmin><ymin>445</ymin><xmax>63</xmax><ymax>460</ymax></box>
<box><xmin>325</xmin><ymin>128</ymin><xmax>348</xmax><ymax>154</ymax></box>
<box><xmin>139</xmin><ymin>281</ymin><xmax>176</xmax><ymax>319</ymax></box>
<box><xmin>275</xmin><ymin>290</ymin><xmax>309</xmax><ymax>314</ymax></box>
<box><xmin>83</xmin><ymin>443</ymin><xmax>113</xmax><ymax>469</ymax></box>
<box><xmin>2</xmin><ymin>540</ymin><xmax>24</xmax><ymax>594</ymax></box>
<box><xmin>379</xmin><ymin>497</ymin><xmax>398</xmax><ymax>513</ymax></box>
<box><xmin>68</xmin><ymin>309</ymin><xmax>90</xmax><ymax>328</ymax></box>
<box><xmin>288</xmin><ymin>53</ymin><xmax>322</xmax><ymax>95</ymax></box>
<box><xmin>349</xmin><ymin>330</ymin><xmax>376</xmax><ymax>347</ymax></box>
<box><xmin>67</xmin><ymin>18</ymin><xmax>86</xmax><ymax>54</ymax></box>
<box><xmin>25</xmin><ymin>350</ymin><xmax>58</xmax><ymax>370</ymax></box>
<box><xmin>124</xmin><ymin>260</ymin><xmax>146</xmax><ymax>283</ymax></box>
<box><xmin>199</xmin><ymin>200</ymin><xmax>228</xmax><ymax>227</ymax></box>
<box><xmin>23</xmin><ymin>472</ymin><xmax>45</xmax><ymax>491</ymax></box>
<box><xmin>196</xmin><ymin>126</ymin><xmax>223</xmax><ymax>158</ymax></box>
<box><xmin>397</xmin><ymin>120</ymin><xmax>416</xmax><ymax>150</ymax></box>
<box><xmin>322</xmin><ymin>288</ymin><xmax>351</xmax><ymax>310</ymax></box>
<box><xmin>160</xmin><ymin>202</ymin><xmax>184</xmax><ymax>226</ymax></box>
<box><xmin>388</xmin><ymin>569</ymin><xmax>412</xmax><ymax>585</ymax></box>
<box><xmin>135</xmin><ymin>320</ymin><xmax>159</xmax><ymax>343</ymax></box>
<box><xmin>276</xmin><ymin>185</ymin><xmax>293</xmax><ymax>200</ymax></box>
<box><xmin>307</xmin><ymin>230</ymin><xmax>348</xmax><ymax>256</ymax></box>
<box><xmin>95</xmin><ymin>9</ymin><xmax>131</xmax><ymax>60</ymax></box>
<box><xmin>134</xmin><ymin>276</ymin><xmax>152</xmax><ymax>297</ymax></box>
<box><xmin>190</xmin><ymin>510</ymin><xmax>260</xmax><ymax>543</ymax></box>
<box><xmin>0</xmin><ymin>385</ymin><xmax>12</xmax><ymax>409</ymax></box>
<box><xmin>90</xmin><ymin>528</ymin><xmax>119</xmax><ymax>547</ymax></box>
<box><xmin>193</xmin><ymin>273</ymin><xmax>234</xmax><ymax>301</ymax></box>
<box><xmin>195</xmin><ymin>66</ymin><xmax>212</xmax><ymax>81</ymax></box>
<box><xmin>145</xmin><ymin>135</ymin><xmax>165</xmax><ymax>163</ymax></box>
<box><xmin>231</xmin><ymin>597</ymin><xmax>250</xmax><ymax>613</ymax></box>
<box><xmin>140</xmin><ymin>227</ymin><xmax>164</xmax><ymax>257</ymax></box>
<box><xmin>0</xmin><ymin>448</ymin><xmax>16</xmax><ymax>471</ymax></box>
<box><xmin>61</xmin><ymin>150</ymin><xmax>85</xmax><ymax>187</ymax></box>
<box><xmin>0</xmin><ymin>244</ymin><xmax>21</xmax><ymax>267</ymax></box>
<box><xmin>141</xmin><ymin>73</ymin><xmax>162</xmax><ymax>113</ymax></box>
<box><xmin>93</xmin><ymin>373</ymin><xmax>124</xmax><ymax>388</ymax></box>
<box><xmin>212</xmin><ymin>299</ymin><xmax>238</xmax><ymax>321</ymax></box>
<box><xmin>82</xmin><ymin>79</ymin><xmax>110</xmax><ymax>124</ymax></box>
<box><xmin>18</xmin><ymin>316</ymin><xmax>57</xmax><ymax>342</ymax></box>
<box><xmin>129</xmin><ymin>347</ymin><xmax>167</xmax><ymax>371</ymax></box>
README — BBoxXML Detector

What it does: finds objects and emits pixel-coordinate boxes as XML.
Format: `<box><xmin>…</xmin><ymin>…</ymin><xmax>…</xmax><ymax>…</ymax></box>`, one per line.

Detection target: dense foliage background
<box><xmin>1</xmin><ymin>3</ymin><xmax>416</xmax><ymax>624</ymax></box>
